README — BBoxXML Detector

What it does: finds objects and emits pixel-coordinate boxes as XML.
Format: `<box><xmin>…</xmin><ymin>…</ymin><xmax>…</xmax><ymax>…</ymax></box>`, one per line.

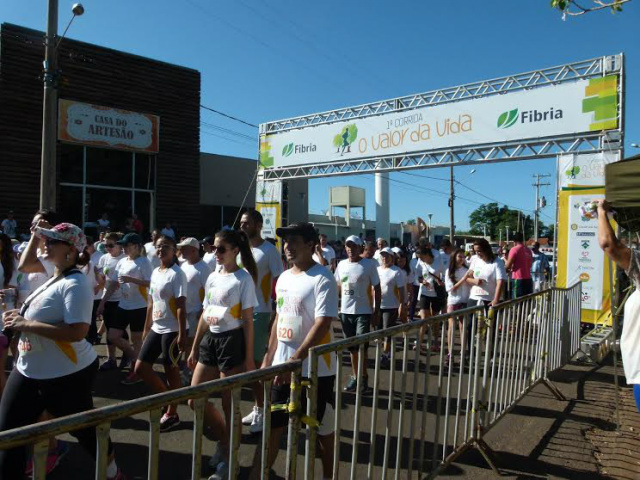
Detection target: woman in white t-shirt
<box><xmin>110</xmin><ymin>233</ymin><xmax>152</xmax><ymax>385</ymax></box>
<box><xmin>188</xmin><ymin>230</ymin><xmax>258</xmax><ymax>475</ymax></box>
<box><xmin>415</xmin><ymin>247</ymin><xmax>445</xmax><ymax>353</ymax></box>
<box><xmin>444</xmin><ymin>249</ymin><xmax>471</xmax><ymax>366</ymax></box>
<box><xmin>394</xmin><ymin>248</ymin><xmax>414</xmax><ymax>309</ymax></box>
<box><xmin>0</xmin><ymin>223</ymin><xmax>125</xmax><ymax>479</ymax></box>
<box><xmin>0</xmin><ymin>233</ymin><xmax>18</xmax><ymax>395</ymax></box>
<box><xmin>133</xmin><ymin>234</ymin><xmax>187</xmax><ymax>432</ymax></box>
<box><xmin>466</xmin><ymin>239</ymin><xmax>507</xmax><ymax>309</ymax></box>
<box><xmin>377</xmin><ymin>247</ymin><xmax>406</xmax><ymax>366</ymax></box>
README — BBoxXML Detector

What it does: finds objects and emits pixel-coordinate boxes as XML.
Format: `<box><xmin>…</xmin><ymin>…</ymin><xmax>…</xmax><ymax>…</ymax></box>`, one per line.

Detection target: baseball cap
<box><xmin>391</xmin><ymin>247</ymin><xmax>403</xmax><ymax>256</ymax></box>
<box><xmin>36</xmin><ymin>223</ymin><xmax>87</xmax><ymax>251</ymax></box>
<box><xmin>345</xmin><ymin>235</ymin><xmax>363</xmax><ymax>246</ymax></box>
<box><xmin>177</xmin><ymin>237</ymin><xmax>200</xmax><ymax>249</ymax></box>
<box><xmin>117</xmin><ymin>232</ymin><xmax>143</xmax><ymax>246</ymax></box>
<box><xmin>379</xmin><ymin>247</ymin><xmax>394</xmax><ymax>256</ymax></box>
<box><xmin>201</xmin><ymin>236</ymin><xmax>214</xmax><ymax>245</ymax></box>
<box><xmin>275</xmin><ymin>222</ymin><xmax>318</xmax><ymax>243</ymax></box>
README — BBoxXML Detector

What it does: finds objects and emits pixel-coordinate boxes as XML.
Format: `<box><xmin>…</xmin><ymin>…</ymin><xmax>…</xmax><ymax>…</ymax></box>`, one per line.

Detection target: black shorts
<box><xmin>198</xmin><ymin>328</ymin><xmax>245</xmax><ymax>373</ymax></box>
<box><xmin>112</xmin><ymin>307</ymin><xmax>147</xmax><ymax>333</ymax></box>
<box><xmin>102</xmin><ymin>301</ymin><xmax>120</xmax><ymax>330</ymax></box>
<box><xmin>138</xmin><ymin>330</ymin><xmax>180</xmax><ymax>366</ymax></box>
<box><xmin>271</xmin><ymin>375</ymin><xmax>335</xmax><ymax>431</ymax></box>
<box><xmin>381</xmin><ymin>308</ymin><xmax>399</xmax><ymax>329</ymax></box>
<box><xmin>419</xmin><ymin>295</ymin><xmax>442</xmax><ymax>313</ymax></box>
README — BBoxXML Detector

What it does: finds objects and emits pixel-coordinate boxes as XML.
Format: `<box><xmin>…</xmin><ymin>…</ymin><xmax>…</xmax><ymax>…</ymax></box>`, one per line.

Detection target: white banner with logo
<box><xmin>256</xmin><ymin>180</ymin><xmax>282</xmax><ymax>204</ymax></box>
<box><xmin>260</xmin><ymin>75</ymin><xmax>618</xmax><ymax>168</ymax></box>
<box><xmin>558</xmin><ymin>152</ymin><xmax>618</xmax><ymax>189</ymax></box>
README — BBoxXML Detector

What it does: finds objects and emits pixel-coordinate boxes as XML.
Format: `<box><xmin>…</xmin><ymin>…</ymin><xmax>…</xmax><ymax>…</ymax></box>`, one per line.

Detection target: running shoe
<box><xmin>249</xmin><ymin>407</ymin><xmax>263</xmax><ymax>434</ymax></box>
<box><xmin>118</xmin><ymin>355</ymin><xmax>131</xmax><ymax>370</ymax></box>
<box><xmin>159</xmin><ymin>413</ymin><xmax>180</xmax><ymax>432</ymax></box>
<box><xmin>24</xmin><ymin>440</ymin><xmax>69</xmax><ymax>476</ymax></box>
<box><xmin>99</xmin><ymin>358</ymin><xmax>118</xmax><ymax>371</ymax></box>
<box><xmin>208</xmin><ymin>460</ymin><xmax>229</xmax><ymax>480</ymax></box>
<box><xmin>208</xmin><ymin>444</ymin><xmax>224</xmax><ymax>469</ymax></box>
<box><xmin>107</xmin><ymin>467</ymin><xmax>128</xmax><ymax>480</ymax></box>
<box><xmin>343</xmin><ymin>376</ymin><xmax>358</xmax><ymax>392</ymax></box>
<box><xmin>360</xmin><ymin>376</ymin><xmax>371</xmax><ymax>394</ymax></box>
<box><xmin>380</xmin><ymin>353</ymin><xmax>390</xmax><ymax>369</ymax></box>
<box><xmin>242</xmin><ymin>406</ymin><xmax>258</xmax><ymax>426</ymax></box>
<box><xmin>121</xmin><ymin>372</ymin><xmax>142</xmax><ymax>385</ymax></box>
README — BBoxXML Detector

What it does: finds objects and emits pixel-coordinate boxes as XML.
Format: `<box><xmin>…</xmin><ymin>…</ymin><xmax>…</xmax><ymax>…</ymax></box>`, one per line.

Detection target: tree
<box><xmin>551</xmin><ymin>0</ymin><xmax>630</xmax><ymax>17</ymax></box>
<box><xmin>406</xmin><ymin>219</ymin><xmax>416</xmax><ymax>225</ymax></box>
<box><xmin>468</xmin><ymin>203</ymin><xmax>538</xmax><ymax>240</ymax></box>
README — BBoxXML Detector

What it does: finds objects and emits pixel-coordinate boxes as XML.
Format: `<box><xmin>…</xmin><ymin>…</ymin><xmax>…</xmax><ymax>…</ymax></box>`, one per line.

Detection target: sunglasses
<box><xmin>212</xmin><ymin>246</ymin><xmax>229</xmax><ymax>255</ymax></box>
<box><xmin>105</xmin><ymin>244</ymin><xmax>117</xmax><ymax>249</ymax></box>
<box><xmin>45</xmin><ymin>238</ymin><xmax>69</xmax><ymax>246</ymax></box>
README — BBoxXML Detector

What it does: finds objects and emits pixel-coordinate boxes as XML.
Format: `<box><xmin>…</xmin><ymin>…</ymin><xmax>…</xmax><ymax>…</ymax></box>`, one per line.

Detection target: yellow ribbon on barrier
<box><xmin>269</xmin><ymin>379</ymin><xmax>320</xmax><ymax>428</ymax></box>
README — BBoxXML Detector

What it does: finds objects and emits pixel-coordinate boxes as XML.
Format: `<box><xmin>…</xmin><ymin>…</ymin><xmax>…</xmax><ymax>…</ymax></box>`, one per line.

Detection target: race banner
<box><xmin>556</xmin><ymin>152</ymin><xmax>618</xmax><ymax>325</ymax></box>
<box><xmin>260</xmin><ymin>75</ymin><xmax>618</xmax><ymax>168</ymax></box>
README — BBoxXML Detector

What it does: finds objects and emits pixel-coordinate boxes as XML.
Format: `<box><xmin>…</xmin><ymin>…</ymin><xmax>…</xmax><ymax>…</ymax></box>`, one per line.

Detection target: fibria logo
<box><xmin>497</xmin><ymin>107</ymin><xmax>563</xmax><ymax>129</ymax></box>
<box><xmin>282</xmin><ymin>141</ymin><xmax>316</xmax><ymax>157</ymax></box>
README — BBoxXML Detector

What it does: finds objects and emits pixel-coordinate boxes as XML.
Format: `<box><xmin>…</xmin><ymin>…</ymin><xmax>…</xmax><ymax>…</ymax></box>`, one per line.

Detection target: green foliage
<box><xmin>468</xmin><ymin>203</ymin><xmax>540</xmax><ymax>240</ymax></box>
<box><xmin>406</xmin><ymin>219</ymin><xmax>416</xmax><ymax>225</ymax></box>
<box><xmin>333</xmin><ymin>134</ymin><xmax>343</xmax><ymax>149</ymax></box>
<box><xmin>551</xmin><ymin>0</ymin><xmax>628</xmax><ymax>15</ymax></box>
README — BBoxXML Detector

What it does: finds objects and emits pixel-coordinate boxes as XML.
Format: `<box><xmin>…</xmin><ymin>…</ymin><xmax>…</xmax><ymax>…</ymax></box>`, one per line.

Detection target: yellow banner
<box><xmin>255</xmin><ymin>203</ymin><xmax>282</xmax><ymax>250</ymax></box>
<box><xmin>556</xmin><ymin>187</ymin><xmax>612</xmax><ymax>325</ymax></box>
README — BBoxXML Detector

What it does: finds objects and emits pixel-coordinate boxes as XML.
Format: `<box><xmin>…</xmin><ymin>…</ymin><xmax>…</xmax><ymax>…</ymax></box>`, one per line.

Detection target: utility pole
<box><xmin>40</xmin><ymin>0</ymin><xmax>59</xmax><ymax>210</ymax></box>
<box><xmin>533</xmin><ymin>174</ymin><xmax>552</xmax><ymax>240</ymax></box>
<box><xmin>449</xmin><ymin>165</ymin><xmax>455</xmax><ymax>243</ymax></box>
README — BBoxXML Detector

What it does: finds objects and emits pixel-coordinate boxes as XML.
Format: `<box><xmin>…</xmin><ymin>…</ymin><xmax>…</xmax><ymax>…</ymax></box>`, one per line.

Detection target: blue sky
<box><xmin>1</xmin><ymin>1</ymin><xmax>638</xmax><ymax>230</ymax></box>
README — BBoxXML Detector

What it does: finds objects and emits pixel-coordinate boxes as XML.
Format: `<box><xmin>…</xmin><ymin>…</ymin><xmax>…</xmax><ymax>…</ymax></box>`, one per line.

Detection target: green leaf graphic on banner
<box><xmin>497</xmin><ymin>108</ymin><xmax>518</xmax><ymax>128</ymax></box>
<box><xmin>282</xmin><ymin>143</ymin><xmax>294</xmax><ymax>157</ymax></box>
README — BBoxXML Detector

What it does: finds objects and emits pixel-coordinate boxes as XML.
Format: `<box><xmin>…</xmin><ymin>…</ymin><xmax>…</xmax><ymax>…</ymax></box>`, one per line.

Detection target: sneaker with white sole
<box><xmin>242</xmin><ymin>406</ymin><xmax>258</xmax><ymax>426</ymax></box>
<box><xmin>159</xmin><ymin>413</ymin><xmax>180</xmax><ymax>432</ymax></box>
<box><xmin>208</xmin><ymin>460</ymin><xmax>229</xmax><ymax>480</ymax></box>
<box><xmin>249</xmin><ymin>407</ymin><xmax>263</xmax><ymax>434</ymax></box>
<box><xmin>208</xmin><ymin>444</ymin><xmax>224</xmax><ymax>469</ymax></box>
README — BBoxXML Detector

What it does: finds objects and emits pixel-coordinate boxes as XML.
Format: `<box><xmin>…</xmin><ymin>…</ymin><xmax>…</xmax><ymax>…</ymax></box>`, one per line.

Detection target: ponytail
<box><xmin>215</xmin><ymin>230</ymin><xmax>258</xmax><ymax>284</ymax></box>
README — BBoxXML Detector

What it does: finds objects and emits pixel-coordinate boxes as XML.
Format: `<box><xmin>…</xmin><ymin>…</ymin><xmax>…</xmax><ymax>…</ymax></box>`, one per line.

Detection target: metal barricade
<box><xmin>0</xmin><ymin>361</ymin><xmax>303</xmax><ymax>480</ymax></box>
<box><xmin>303</xmin><ymin>283</ymin><xmax>582</xmax><ymax>479</ymax></box>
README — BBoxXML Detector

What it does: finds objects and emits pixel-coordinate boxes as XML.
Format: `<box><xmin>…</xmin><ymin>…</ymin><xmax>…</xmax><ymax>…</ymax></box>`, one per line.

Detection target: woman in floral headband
<box><xmin>0</xmin><ymin>223</ymin><xmax>126</xmax><ymax>480</ymax></box>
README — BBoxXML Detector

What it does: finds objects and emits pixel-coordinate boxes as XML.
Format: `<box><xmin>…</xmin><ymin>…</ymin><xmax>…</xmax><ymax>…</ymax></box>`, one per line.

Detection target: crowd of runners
<box><xmin>0</xmin><ymin>207</ymin><xmax>554</xmax><ymax>479</ymax></box>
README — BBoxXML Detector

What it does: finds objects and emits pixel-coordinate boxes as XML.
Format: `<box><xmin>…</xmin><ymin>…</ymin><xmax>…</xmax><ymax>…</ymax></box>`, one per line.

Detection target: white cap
<box><xmin>379</xmin><ymin>247</ymin><xmax>394</xmax><ymax>256</ymax></box>
<box><xmin>345</xmin><ymin>235</ymin><xmax>363</xmax><ymax>246</ymax></box>
<box><xmin>391</xmin><ymin>247</ymin><xmax>402</xmax><ymax>255</ymax></box>
<box><xmin>177</xmin><ymin>237</ymin><xmax>200</xmax><ymax>249</ymax></box>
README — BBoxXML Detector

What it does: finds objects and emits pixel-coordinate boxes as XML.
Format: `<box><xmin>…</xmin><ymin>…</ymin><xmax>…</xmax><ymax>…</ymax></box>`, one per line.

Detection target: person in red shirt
<box><xmin>505</xmin><ymin>232</ymin><xmax>533</xmax><ymax>298</ymax></box>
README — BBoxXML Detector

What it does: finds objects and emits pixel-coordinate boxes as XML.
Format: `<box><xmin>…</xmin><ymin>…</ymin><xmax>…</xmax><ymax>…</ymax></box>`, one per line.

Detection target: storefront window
<box><xmin>135</xmin><ymin>154</ymin><xmax>155</xmax><ymax>190</ymax></box>
<box><xmin>59</xmin><ymin>144</ymin><xmax>84</xmax><ymax>184</ymax></box>
<box><xmin>86</xmin><ymin>148</ymin><xmax>132</xmax><ymax>187</ymax></box>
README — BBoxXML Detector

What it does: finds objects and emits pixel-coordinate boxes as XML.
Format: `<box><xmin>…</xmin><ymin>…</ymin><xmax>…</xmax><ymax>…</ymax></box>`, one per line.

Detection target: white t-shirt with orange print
<box><xmin>202</xmin><ymin>268</ymin><xmax>258</xmax><ymax>334</ymax></box>
<box><xmin>273</xmin><ymin>264</ymin><xmax>338</xmax><ymax>377</ymax></box>
<box><xmin>252</xmin><ymin>240</ymin><xmax>284</xmax><ymax>314</ymax></box>
<box><xmin>115</xmin><ymin>256</ymin><xmax>152</xmax><ymax>310</ymax></box>
<box><xmin>149</xmin><ymin>264</ymin><xmax>187</xmax><ymax>334</ymax></box>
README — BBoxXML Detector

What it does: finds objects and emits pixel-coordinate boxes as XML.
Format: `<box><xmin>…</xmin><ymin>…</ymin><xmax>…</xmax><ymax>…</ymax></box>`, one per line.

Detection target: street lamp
<box><xmin>40</xmin><ymin>1</ymin><xmax>85</xmax><ymax>210</ymax></box>
<box><xmin>427</xmin><ymin>213</ymin><xmax>433</xmax><ymax>242</ymax></box>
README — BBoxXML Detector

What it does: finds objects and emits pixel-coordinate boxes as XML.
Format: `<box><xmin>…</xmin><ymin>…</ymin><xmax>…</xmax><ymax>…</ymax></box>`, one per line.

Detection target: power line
<box><xmin>200</xmin><ymin>121</ymin><xmax>257</xmax><ymax>141</ymax></box>
<box><xmin>200</xmin><ymin>105</ymin><xmax>258</xmax><ymax>129</ymax></box>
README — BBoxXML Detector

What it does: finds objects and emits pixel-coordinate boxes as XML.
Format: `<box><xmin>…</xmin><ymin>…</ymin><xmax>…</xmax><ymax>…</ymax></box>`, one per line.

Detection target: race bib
<box><xmin>152</xmin><ymin>299</ymin><xmax>167</xmax><ymax>321</ymax></box>
<box><xmin>203</xmin><ymin>305</ymin><xmax>228</xmax><ymax>327</ymax></box>
<box><xmin>343</xmin><ymin>281</ymin><xmax>360</xmax><ymax>297</ymax></box>
<box><xmin>18</xmin><ymin>335</ymin><xmax>44</xmax><ymax>356</ymax></box>
<box><xmin>277</xmin><ymin>316</ymin><xmax>303</xmax><ymax>344</ymax></box>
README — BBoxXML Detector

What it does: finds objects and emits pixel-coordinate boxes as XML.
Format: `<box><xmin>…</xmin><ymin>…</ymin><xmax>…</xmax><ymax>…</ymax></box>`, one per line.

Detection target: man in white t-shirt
<box><xmin>372</xmin><ymin>237</ymin><xmax>388</xmax><ymax>265</ymax></box>
<box><xmin>239</xmin><ymin>209</ymin><xmax>284</xmax><ymax>433</ymax></box>
<box><xmin>335</xmin><ymin>235</ymin><xmax>381</xmax><ymax>393</ymax></box>
<box><xmin>312</xmin><ymin>233</ymin><xmax>336</xmax><ymax>271</ymax></box>
<box><xmin>144</xmin><ymin>229</ymin><xmax>161</xmax><ymax>270</ymax></box>
<box><xmin>200</xmin><ymin>236</ymin><xmax>217</xmax><ymax>271</ymax></box>
<box><xmin>250</xmin><ymin>222</ymin><xmax>337</xmax><ymax>480</ymax></box>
